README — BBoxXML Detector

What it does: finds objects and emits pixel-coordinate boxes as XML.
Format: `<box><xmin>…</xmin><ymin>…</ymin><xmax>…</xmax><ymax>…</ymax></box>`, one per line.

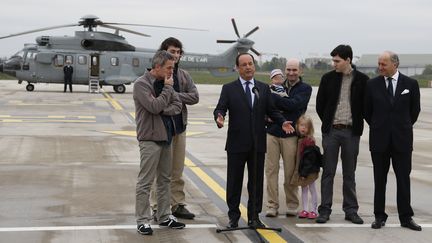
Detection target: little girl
<box><xmin>295</xmin><ymin>115</ymin><xmax>322</xmax><ymax>219</ymax></box>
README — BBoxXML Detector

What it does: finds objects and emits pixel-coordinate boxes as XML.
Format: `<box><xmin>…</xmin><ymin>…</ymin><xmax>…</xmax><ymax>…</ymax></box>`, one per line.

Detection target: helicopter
<box><xmin>0</xmin><ymin>15</ymin><xmax>261</xmax><ymax>93</ymax></box>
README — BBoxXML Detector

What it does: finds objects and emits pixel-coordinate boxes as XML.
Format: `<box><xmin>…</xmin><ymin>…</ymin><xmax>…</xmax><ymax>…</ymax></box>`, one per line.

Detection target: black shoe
<box><xmin>137</xmin><ymin>224</ymin><xmax>153</xmax><ymax>235</ymax></box>
<box><xmin>159</xmin><ymin>215</ymin><xmax>186</xmax><ymax>229</ymax></box>
<box><xmin>247</xmin><ymin>219</ymin><xmax>265</xmax><ymax>228</ymax></box>
<box><xmin>345</xmin><ymin>213</ymin><xmax>364</xmax><ymax>224</ymax></box>
<box><xmin>228</xmin><ymin>218</ymin><xmax>239</xmax><ymax>228</ymax></box>
<box><xmin>172</xmin><ymin>205</ymin><xmax>195</xmax><ymax>219</ymax></box>
<box><xmin>401</xmin><ymin>219</ymin><xmax>422</xmax><ymax>231</ymax></box>
<box><xmin>371</xmin><ymin>219</ymin><xmax>386</xmax><ymax>229</ymax></box>
<box><xmin>315</xmin><ymin>213</ymin><xmax>330</xmax><ymax>223</ymax></box>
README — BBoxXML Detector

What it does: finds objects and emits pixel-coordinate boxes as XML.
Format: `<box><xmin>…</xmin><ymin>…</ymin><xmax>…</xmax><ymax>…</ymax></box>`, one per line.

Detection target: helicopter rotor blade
<box><xmin>217</xmin><ymin>40</ymin><xmax>236</xmax><ymax>43</ymax></box>
<box><xmin>250</xmin><ymin>47</ymin><xmax>261</xmax><ymax>56</ymax></box>
<box><xmin>244</xmin><ymin>26</ymin><xmax>259</xmax><ymax>38</ymax></box>
<box><xmin>0</xmin><ymin>24</ymin><xmax>78</xmax><ymax>40</ymax></box>
<box><xmin>231</xmin><ymin>18</ymin><xmax>240</xmax><ymax>38</ymax></box>
<box><xmin>102</xmin><ymin>22</ymin><xmax>207</xmax><ymax>32</ymax></box>
<box><xmin>100</xmin><ymin>24</ymin><xmax>151</xmax><ymax>37</ymax></box>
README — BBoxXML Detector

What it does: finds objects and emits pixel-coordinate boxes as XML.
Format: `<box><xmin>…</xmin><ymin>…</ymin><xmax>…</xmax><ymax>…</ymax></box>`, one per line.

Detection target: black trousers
<box><xmin>64</xmin><ymin>78</ymin><xmax>73</xmax><ymax>92</ymax></box>
<box><xmin>226</xmin><ymin>151</ymin><xmax>264</xmax><ymax>221</ymax></box>
<box><xmin>371</xmin><ymin>151</ymin><xmax>414</xmax><ymax>223</ymax></box>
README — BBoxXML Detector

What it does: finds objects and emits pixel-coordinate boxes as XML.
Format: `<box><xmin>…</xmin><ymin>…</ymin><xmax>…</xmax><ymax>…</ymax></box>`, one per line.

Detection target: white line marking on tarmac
<box><xmin>296</xmin><ymin>223</ymin><xmax>432</xmax><ymax>228</ymax></box>
<box><xmin>0</xmin><ymin>224</ymin><xmax>217</xmax><ymax>232</ymax></box>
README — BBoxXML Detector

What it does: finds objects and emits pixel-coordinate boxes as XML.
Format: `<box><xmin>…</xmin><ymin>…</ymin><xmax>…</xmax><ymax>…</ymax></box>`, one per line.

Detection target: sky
<box><xmin>1</xmin><ymin>0</ymin><xmax>431</xmax><ymax>62</ymax></box>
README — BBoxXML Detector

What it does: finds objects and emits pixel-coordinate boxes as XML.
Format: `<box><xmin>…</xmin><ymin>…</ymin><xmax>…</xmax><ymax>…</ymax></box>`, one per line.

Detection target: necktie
<box><xmin>387</xmin><ymin>77</ymin><xmax>394</xmax><ymax>102</ymax></box>
<box><xmin>245</xmin><ymin>81</ymin><xmax>252</xmax><ymax>108</ymax></box>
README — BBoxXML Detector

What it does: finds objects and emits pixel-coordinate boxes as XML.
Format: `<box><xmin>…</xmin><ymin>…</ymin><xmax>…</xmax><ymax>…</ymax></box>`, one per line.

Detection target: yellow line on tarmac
<box><xmin>185</xmin><ymin>158</ymin><xmax>287</xmax><ymax>243</ymax></box>
<box><xmin>102</xmin><ymin>92</ymin><xmax>123</xmax><ymax>110</ymax></box>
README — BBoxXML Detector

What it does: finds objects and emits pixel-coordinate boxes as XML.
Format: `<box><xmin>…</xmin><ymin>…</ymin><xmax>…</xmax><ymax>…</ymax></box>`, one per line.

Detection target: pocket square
<box><xmin>401</xmin><ymin>89</ymin><xmax>410</xmax><ymax>95</ymax></box>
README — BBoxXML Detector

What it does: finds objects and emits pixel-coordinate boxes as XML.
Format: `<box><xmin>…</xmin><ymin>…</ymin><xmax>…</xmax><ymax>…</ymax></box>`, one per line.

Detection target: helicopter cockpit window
<box><xmin>54</xmin><ymin>55</ymin><xmax>64</xmax><ymax>67</ymax></box>
<box><xmin>65</xmin><ymin>55</ymin><xmax>73</xmax><ymax>64</ymax></box>
<box><xmin>78</xmin><ymin>55</ymin><xmax>87</xmax><ymax>65</ymax></box>
<box><xmin>111</xmin><ymin>57</ymin><xmax>119</xmax><ymax>66</ymax></box>
<box><xmin>132</xmin><ymin>58</ymin><xmax>140</xmax><ymax>67</ymax></box>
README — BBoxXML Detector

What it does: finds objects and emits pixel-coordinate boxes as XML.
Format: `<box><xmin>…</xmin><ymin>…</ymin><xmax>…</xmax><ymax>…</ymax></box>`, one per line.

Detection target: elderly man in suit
<box><xmin>364</xmin><ymin>51</ymin><xmax>421</xmax><ymax>231</ymax></box>
<box><xmin>214</xmin><ymin>53</ymin><xmax>294</xmax><ymax>228</ymax></box>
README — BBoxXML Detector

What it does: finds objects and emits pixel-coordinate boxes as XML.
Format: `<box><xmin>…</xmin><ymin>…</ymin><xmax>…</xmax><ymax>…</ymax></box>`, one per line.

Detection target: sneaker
<box><xmin>137</xmin><ymin>224</ymin><xmax>153</xmax><ymax>235</ymax></box>
<box><xmin>159</xmin><ymin>215</ymin><xmax>186</xmax><ymax>229</ymax></box>
<box><xmin>265</xmin><ymin>208</ymin><xmax>278</xmax><ymax>217</ymax></box>
<box><xmin>308</xmin><ymin>211</ymin><xmax>318</xmax><ymax>219</ymax></box>
<box><xmin>172</xmin><ymin>205</ymin><xmax>195</xmax><ymax>219</ymax></box>
<box><xmin>298</xmin><ymin>210</ymin><xmax>309</xmax><ymax>218</ymax></box>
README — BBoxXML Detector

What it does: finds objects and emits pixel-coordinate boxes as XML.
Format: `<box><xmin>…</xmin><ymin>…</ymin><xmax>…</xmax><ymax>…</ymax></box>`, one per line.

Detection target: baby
<box><xmin>269</xmin><ymin>69</ymin><xmax>287</xmax><ymax>97</ymax></box>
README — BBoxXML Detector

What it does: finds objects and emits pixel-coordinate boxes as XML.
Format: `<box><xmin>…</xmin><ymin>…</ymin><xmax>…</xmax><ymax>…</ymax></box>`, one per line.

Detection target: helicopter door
<box><xmin>90</xmin><ymin>54</ymin><xmax>100</xmax><ymax>77</ymax></box>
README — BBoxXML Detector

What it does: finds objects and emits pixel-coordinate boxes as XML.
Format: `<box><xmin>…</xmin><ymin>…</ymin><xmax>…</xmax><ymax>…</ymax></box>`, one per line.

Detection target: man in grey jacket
<box><xmin>134</xmin><ymin>50</ymin><xmax>185</xmax><ymax>236</ymax></box>
<box><xmin>150</xmin><ymin>37</ymin><xmax>199</xmax><ymax>219</ymax></box>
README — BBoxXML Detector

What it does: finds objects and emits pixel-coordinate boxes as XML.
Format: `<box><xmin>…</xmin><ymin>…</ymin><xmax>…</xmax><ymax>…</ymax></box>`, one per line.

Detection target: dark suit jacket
<box><xmin>214</xmin><ymin>79</ymin><xmax>285</xmax><ymax>153</ymax></box>
<box><xmin>364</xmin><ymin>73</ymin><xmax>421</xmax><ymax>152</ymax></box>
<box><xmin>63</xmin><ymin>65</ymin><xmax>73</xmax><ymax>79</ymax></box>
<box><xmin>316</xmin><ymin>68</ymin><xmax>369</xmax><ymax>135</ymax></box>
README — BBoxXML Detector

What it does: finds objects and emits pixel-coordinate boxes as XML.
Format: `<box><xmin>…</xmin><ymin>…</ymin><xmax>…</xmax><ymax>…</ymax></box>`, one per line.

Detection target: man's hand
<box><xmin>164</xmin><ymin>74</ymin><xmax>174</xmax><ymax>86</ymax></box>
<box><xmin>282</xmin><ymin>121</ymin><xmax>295</xmax><ymax>134</ymax></box>
<box><xmin>216</xmin><ymin>113</ymin><xmax>225</xmax><ymax>128</ymax></box>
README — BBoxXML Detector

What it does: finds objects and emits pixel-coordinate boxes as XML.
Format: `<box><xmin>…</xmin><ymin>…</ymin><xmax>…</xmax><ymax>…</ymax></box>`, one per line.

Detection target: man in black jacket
<box><xmin>315</xmin><ymin>45</ymin><xmax>369</xmax><ymax>224</ymax></box>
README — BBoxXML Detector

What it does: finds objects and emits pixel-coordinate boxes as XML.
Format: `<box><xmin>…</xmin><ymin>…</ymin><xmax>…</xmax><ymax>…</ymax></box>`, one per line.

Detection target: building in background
<box><xmin>304</xmin><ymin>57</ymin><xmax>332</xmax><ymax>69</ymax></box>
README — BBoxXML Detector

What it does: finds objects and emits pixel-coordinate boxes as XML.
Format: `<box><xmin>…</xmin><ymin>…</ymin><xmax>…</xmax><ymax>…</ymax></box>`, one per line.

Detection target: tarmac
<box><xmin>0</xmin><ymin>80</ymin><xmax>431</xmax><ymax>243</ymax></box>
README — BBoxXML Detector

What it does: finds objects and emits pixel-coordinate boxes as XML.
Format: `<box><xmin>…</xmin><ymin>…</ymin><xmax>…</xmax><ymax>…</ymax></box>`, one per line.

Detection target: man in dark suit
<box><xmin>364</xmin><ymin>51</ymin><xmax>421</xmax><ymax>231</ymax></box>
<box><xmin>63</xmin><ymin>62</ymin><xmax>73</xmax><ymax>92</ymax></box>
<box><xmin>214</xmin><ymin>53</ymin><xmax>294</xmax><ymax>228</ymax></box>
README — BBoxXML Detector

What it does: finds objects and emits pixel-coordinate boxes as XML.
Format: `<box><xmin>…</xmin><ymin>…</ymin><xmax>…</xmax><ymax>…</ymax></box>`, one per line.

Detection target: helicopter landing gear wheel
<box><xmin>113</xmin><ymin>84</ymin><xmax>126</xmax><ymax>93</ymax></box>
<box><xmin>26</xmin><ymin>84</ymin><xmax>34</xmax><ymax>92</ymax></box>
